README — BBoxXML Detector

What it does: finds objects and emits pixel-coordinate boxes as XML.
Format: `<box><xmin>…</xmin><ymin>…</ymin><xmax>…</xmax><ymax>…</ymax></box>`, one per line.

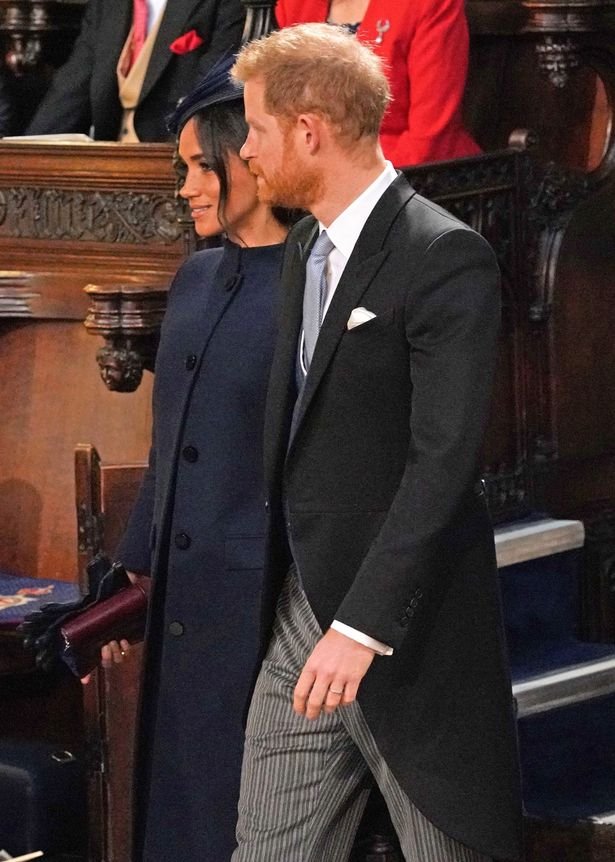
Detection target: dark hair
<box><xmin>191</xmin><ymin>99</ymin><xmax>248</xmax><ymax>235</ymax></box>
<box><xmin>186</xmin><ymin>100</ymin><xmax>300</xmax><ymax>236</ymax></box>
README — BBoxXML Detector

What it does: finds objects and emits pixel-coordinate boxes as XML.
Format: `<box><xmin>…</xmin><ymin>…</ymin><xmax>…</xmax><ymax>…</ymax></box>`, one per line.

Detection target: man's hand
<box><xmin>293</xmin><ymin>628</ymin><xmax>376</xmax><ymax>720</ymax></box>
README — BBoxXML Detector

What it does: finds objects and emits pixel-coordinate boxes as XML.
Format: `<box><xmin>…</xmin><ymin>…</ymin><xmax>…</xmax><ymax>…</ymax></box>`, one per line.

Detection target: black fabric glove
<box><xmin>18</xmin><ymin>555</ymin><xmax>131</xmax><ymax>672</ymax></box>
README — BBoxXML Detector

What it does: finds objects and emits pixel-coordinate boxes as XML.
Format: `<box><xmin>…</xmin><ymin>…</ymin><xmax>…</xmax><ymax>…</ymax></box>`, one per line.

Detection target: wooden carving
<box><xmin>0</xmin><ymin>0</ymin><xmax>85</xmax><ymax>75</ymax></box>
<box><xmin>84</xmin><ymin>283</ymin><xmax>169</xmax><ymax>392</ymax></box>
<box><xmin>0</xmin><ymin>187</ymin><xmax>182</xmax><ymax>244</ymax></box>
<box><xmin>465</xmin><ymin>0</ymin><xmax>615</xmax><ymax>519</ymax></box>
<box><xmin>0</xmin><ymin>269</ymin><xmax>37</xmax><ymax>315</ymax></box>
<box><xmin>405</xmin><ymin>145</ymin><xmax>535</xmax><ymax>522</ymax></box>
<box><xmin>535</xmin><ymin>35</ymin><xmax>581</xmax><ymax>88</ymax></box>
<box><xmin>241</xmin><ymin>0</ymin><xmax>276</xmax><ymax>42</ymax></box>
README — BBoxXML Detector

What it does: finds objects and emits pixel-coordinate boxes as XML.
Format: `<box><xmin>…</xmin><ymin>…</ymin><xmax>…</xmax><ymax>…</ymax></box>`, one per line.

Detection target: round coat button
<box><xmin>182</xmin><ymin>445</ymin><xmax>199</xmax><ymax>463</ymax></box>
<box><xmin>184</xmin><ymin>354</ymin><xmax>197</xmax><ymax>370</ymax></box>
<box><xmin>168</xmin><ymin>621</ymin><xmax>184</xmax><ymax>637</ymax></box>
<box><xmin>174</xmin><ymin>532</ymin><xmax>191</xmax><ymax>550</ymax></box>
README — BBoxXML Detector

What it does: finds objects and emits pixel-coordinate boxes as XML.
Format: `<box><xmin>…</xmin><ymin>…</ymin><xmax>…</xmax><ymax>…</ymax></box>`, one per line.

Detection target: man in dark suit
<box><xmin>231</xmin><ymin>23</ymin><xmax>523</xmax><ymax>862</ymax></box>
<box><xmin>26</xmin><ymin>0</ymin><xmax>244</xmax><ymax>141</ymax></box>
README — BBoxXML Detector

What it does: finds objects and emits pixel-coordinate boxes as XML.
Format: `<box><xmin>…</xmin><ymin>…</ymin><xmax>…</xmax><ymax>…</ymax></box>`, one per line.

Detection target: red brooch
<box><xmin>170</xmin><ymin>29</ymin><xmax>205</xmax><ymax>55</ymax></box>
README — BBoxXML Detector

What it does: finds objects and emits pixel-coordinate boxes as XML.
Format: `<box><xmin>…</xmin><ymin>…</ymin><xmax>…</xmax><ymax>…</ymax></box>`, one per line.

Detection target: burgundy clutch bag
<box><xmin>60</xmin><ymin>577</ymin><xmax>151</xmax><ymax>678</ymax></box>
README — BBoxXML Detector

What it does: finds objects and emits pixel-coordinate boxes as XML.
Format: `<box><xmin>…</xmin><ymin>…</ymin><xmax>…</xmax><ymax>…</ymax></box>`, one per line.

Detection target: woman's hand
<box><xmin>80</xmin><ymin>570</ymin><xmax>139</xmax><ymax>684</ymax></box>
<box><xmin>80</xmin><ymin>638</ymin><xmax>132</xmax><ymax>684</ymax></box>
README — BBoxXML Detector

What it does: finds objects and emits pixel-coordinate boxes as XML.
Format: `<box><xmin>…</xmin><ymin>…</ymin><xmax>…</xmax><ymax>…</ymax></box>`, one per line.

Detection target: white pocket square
<box><xmin>347</xmin><ymin>307</ymin><xmax>376</xmax><ymax>330</ymax></box>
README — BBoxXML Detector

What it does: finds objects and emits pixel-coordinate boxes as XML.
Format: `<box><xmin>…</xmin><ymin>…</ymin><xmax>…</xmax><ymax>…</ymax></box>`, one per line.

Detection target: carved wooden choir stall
<box><xmin>0</xmin><ymin>0</ymin><xmax>614</xmax><ymax>860</ymax></box>
<box><xmin>0</xmin><ymin>141</ymin><xmax>182</xmax><ymax>861</ymax></box>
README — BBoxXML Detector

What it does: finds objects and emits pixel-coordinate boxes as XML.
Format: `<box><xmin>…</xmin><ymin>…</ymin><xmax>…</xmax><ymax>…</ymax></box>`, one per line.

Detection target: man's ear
<box><xmin>296</xmin><ymin>113</ymin><xmax>322</xmax><ymax>155</ymax></box>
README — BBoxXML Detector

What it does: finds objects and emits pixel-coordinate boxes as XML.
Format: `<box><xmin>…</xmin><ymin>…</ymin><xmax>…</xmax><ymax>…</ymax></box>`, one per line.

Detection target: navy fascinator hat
<box><xmin>167</xmin><ymin>53</ymin><xmax>244</xmax><ymax>135</ymax></box>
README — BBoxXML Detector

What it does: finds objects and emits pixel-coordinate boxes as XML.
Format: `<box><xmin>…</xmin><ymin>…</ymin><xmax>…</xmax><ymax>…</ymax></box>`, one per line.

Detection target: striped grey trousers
<box><xmin>232</xmin><ymin>569</ymin><xmax>492</xmax><ymax>862</ymax></box>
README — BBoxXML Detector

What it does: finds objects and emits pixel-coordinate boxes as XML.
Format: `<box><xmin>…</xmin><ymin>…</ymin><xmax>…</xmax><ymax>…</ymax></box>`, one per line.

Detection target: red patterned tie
<box><xmin>131</xmin><ymin>0</ymin><xmax>148</xmax><ymax>68</ymax></box>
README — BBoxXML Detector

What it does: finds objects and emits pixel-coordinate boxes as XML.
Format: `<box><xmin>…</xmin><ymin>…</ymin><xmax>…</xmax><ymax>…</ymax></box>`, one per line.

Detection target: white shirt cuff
<box><xmin>331</xmin><ymin>620</ymin><xmax>394</xmax><ymax>656</ymax></box>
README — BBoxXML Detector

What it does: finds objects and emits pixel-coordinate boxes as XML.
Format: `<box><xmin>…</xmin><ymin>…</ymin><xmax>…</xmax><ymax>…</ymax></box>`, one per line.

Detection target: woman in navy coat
<box><xmin>109</xmin><ymin>61</ymin><xmax>290</xmax><ymax>861</ymax></box>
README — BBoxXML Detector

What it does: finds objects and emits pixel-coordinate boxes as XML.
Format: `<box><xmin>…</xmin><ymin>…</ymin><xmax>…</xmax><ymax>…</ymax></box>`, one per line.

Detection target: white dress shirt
<box><xmin>147</xmin><ymin>0</ymin><xmax>167</xmax><ymax>31</ymax></box>
<box><xmin>314</xmin><ymin>161</ymin><xmax>398</xmax><ymax>656</ymax></box>
<box><xmin>323</xmin><ymin>161</ymin><xmax>397</xmax><ymax>314</ymax></box>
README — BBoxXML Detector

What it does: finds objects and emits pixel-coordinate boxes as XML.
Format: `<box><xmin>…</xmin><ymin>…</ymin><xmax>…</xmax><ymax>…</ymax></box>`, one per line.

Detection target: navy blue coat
<box><xmin>118</xmin><ymin>240</ymin><xmax>285</xmax><ymax>861</ymax></box>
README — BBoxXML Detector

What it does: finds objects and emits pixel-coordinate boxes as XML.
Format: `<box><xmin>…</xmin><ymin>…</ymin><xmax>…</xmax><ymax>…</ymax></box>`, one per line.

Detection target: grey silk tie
<box><xmin>302</xmin><ymin>230</ymin><xmax>335</xmax><ymax>373</ymax></box>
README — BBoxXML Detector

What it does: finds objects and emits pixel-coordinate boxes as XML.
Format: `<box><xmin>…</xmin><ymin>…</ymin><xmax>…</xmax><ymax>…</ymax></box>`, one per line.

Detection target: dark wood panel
<box><xmin>75</xmin><ymin>446</ymin><xmax>146</xmax><ymax>862</ymax></box>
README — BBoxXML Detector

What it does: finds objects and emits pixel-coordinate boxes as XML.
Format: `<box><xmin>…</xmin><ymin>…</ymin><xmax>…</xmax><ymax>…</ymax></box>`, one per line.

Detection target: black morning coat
<box><xmin>26</xmin><ymin>0</ymin><xmax>245</xmax><ymax>141</ymax></box>
<box><xmin>263</xmin><ymin>174</ymin><xmax>524</xmax><ymax>861</ymax></box>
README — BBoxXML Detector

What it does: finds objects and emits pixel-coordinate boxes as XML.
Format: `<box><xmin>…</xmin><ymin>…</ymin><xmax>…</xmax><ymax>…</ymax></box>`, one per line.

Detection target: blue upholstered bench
<box><xmin>0</xmin><ymin>572</ymin><xmax>84</xmax><ymax>858</ymax></box>
<box><xmin>0</xmin><ymin>572</ymin><xmax>80</xmax><ymax>631</ymax></box>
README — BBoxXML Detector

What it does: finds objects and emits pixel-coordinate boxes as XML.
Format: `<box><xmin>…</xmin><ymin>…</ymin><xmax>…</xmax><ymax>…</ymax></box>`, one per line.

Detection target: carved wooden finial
<box><xmin>84</xmin><ymin>283</ymin><xmax>169</xmax><ymax>392</ymax></box>
<box><xmin>0</xmin><ymin>0</ymin><xmax>85</xmax><ymax>75</ymax></box>
<box><xmin>241</xmin><ymin>0</ymin><xmax>277</xmax><ymax>43</ymax></box>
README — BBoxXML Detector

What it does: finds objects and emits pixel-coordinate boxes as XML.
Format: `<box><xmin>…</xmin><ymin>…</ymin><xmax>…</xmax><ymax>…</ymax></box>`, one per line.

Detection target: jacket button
<box><xmin>405</xmin><ymin>607</ymin><xmax>415</xmax><ymax>618</ymax></box>
<box><xmin>182</xmin><ymin>445</ymin><xmax>198</xmax><ymax>463</ymax></box>
<box><xmin>168</xmin><ymin>621</ymin><xmax>184</xmax><ymax>637</ymax></box>
<box><xmin>174</xmin><ymin>532</ymin><xmax>191</xmax><ymax>550</ymax></box>
<box><xmin>184</xmin><ymin>353</ymin><xmax>197</xmax><ymax>370</ymax></box>
<box><xmin>264</xmin><ymin>500</ymin><xmax>270</xmax><ymax>511</ymax></box>
<box><xmin>409</xmin><ymin>597</ymin><xmax>418</xmax><ymax>608</ymax></box>
<box><xmin>399</xmin><ymin>617</ymin><xmax>409</xmax><ymax>628</ymax></box>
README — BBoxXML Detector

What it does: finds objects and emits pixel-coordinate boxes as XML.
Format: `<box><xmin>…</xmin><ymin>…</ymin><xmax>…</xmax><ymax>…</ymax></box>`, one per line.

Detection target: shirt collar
<box><xmin>147</xmin><ymin>0</ymin><xmax>167</xmax><ymax>29</ymax></box>
<box><xmin>321</xmin><ymin>161</ymin><xmax>397</xmax><ymax>261</ymax></box>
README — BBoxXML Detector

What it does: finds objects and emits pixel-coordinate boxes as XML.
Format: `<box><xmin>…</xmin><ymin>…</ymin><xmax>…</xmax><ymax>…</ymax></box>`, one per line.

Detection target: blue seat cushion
<box><xmin>498</xmin><ymin>549</ymin><xmax>615</xmax><ymax>680</ymax></box>
<box><xmin>0</xmin><ymin>572</ymin><xmax>80</xmax><ymax>630</ymax></box>
<box><xmin>519</xmin><ymin>693</ymin><xmax>615</xmax><ymax>821</ymax></box>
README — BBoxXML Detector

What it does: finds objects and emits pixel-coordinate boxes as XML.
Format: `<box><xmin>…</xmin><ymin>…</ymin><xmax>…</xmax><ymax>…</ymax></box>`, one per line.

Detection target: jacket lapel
<box><xmin>100</xmin><ymin>2</ymin><xmax>133</xmax><ymax>63</ymax></box>
<box><xmin>263</xmin><ymin>222</ymin><xmax>317</xmax><ymax>492</ymax></box>
<box><xmin>287</xmin><ymin>175</ymin><xmax>415</xmax><ymax>454</ymax></box>
<box><xmin>140</xmin><ymin>0</ymin><xmax>202</xmax><ymax>104</ymax></box>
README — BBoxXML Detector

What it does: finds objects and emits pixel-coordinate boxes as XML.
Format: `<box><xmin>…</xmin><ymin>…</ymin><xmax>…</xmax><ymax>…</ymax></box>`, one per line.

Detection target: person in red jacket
<box><xmin>275</xmin><ymin>0</ymin><xmax>481</xmax><ymax>166</ymax></box>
